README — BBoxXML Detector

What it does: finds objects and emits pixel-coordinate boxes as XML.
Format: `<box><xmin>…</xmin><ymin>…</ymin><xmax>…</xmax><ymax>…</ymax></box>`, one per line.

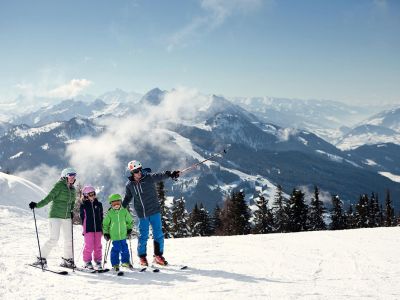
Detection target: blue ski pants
<box><xmin>110</xmin><ymin>239</ymin><xmax>130</xmax><ymax>266</ymax></box>
<box><xmin>137</xmin><ymin>212</ymin><xmax>164</xmax><ymax>257</ymax></box>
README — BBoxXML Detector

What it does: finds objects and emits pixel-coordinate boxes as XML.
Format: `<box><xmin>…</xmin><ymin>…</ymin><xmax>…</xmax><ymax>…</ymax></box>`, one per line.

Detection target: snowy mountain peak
<box><xmin>140</xmin><ymin>87</ymin><xmax>166</xmax><ymax>105</ymax></box>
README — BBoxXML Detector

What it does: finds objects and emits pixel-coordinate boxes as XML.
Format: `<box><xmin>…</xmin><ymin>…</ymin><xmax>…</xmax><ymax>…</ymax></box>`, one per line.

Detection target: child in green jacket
<box><xmin>103</xmin><ymin>194</ymin><xmax>134</xmax><ymax>271</ymax></box>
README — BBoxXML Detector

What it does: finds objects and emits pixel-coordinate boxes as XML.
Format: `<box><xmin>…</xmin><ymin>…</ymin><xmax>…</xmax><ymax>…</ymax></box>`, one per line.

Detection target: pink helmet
<box><xmin>82</xmin><ymin>185</ymin><xmax>95</xmax><ymax>196</ymax></box>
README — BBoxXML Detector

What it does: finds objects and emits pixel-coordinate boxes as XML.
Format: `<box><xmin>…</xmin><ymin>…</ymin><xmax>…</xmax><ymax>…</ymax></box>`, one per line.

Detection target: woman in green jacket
<box><xmin>103</xmin><ymin>194</ymin><xmax>134</xmax><ymax>272</ymax></box>
<box><xmin>29</xmin><ymin>167</ymin><xmax>77</xmax><ymax>268</ymax></box>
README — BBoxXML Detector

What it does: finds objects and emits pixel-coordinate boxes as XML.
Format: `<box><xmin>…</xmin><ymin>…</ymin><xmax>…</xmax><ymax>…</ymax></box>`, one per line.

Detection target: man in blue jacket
<box><xmin>122</xmin><ymin>160</ymin><xmax>179</xmax><ymax>266</ymax></box>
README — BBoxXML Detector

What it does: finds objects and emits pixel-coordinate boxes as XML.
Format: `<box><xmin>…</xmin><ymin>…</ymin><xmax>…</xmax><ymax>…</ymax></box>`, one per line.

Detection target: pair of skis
<box><xmin>28</xmin><ymin>263</ymin><xmax>188</xmax><ymax>276</ymax></box>
<box><xmin>27</xmin><ymin>264</ymin><xmax>110</xmax><ymax>275</ymax></box>
<box><xmin>113</xmin><ymin>265</ymin><xmax>160</xmax><ymax>276</ymax></box>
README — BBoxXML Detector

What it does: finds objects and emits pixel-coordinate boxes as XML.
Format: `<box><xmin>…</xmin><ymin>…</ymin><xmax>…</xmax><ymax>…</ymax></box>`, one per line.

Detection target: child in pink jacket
<box><xmin>80</xmin><ymin>185</ymin><xmax>103</xmax><ymax>270</ymax></box>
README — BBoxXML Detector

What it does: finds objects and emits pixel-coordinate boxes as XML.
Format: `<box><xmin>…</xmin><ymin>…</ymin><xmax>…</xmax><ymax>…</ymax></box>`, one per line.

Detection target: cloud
<box><xmin>167</xmin><ymin>0</ymin><xmax>264</xmax><ymax>51</ymax></box>
<box><xmin>12</xmin><ymin>77</ymin><xmax>93</xmax><ymax>106</ymax></box>
<box><xmin>298</xmin><ymin>185</ymin><xmax>332</xmax><ymax>206</ymax></box>
<box><xmin>46</xmin><ymin>79</ymin><xmax>92</xmax><ymax>98</ymax></box>
<box><xmin>16</xmin><ymin>164</ymin><xmax>61</xmax><ymax>193</ymax></box>
<box><xmin>65</xmin><ymin>86</ymin><xmax>210</xmax><ymax>194</ymax></box>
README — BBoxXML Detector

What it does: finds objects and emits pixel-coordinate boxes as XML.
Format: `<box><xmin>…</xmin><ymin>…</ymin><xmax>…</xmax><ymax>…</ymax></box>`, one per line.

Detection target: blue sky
<box><xmin>0</xmin><ymin>0</ymin><xmax>399</xmax><ymax>105</ymax></box>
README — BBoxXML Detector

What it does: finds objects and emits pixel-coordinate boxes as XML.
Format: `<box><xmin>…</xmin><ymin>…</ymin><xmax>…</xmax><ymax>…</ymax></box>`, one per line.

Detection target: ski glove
<box><xmin>166</xmin><ymin>170</ymin><xmax>180</xmax><ymax>179</ymax></box>
<box><xmin>29</xmin><ymin>202</ymin><xmax>37</xmax><ymax>209</ymax></box>
<box><xmin>104</xmin><ymin>233</ymin><xmax>110</xmax><ymax>241</ymax></box>
<box><xmin>127</xmin><ymin>229</ymin><xmax>132</xmax><ymax>239</ymax></box>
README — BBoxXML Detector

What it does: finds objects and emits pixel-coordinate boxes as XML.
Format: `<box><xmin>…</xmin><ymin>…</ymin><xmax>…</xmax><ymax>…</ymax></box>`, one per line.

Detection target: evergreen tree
<box><xmin>355</xmin><ymin>194</ymin><xmax>369</xmax><ymax>228</ymax></box>
<box><xmin>188</xmin><ymin>203</ymin><xmax>202</xmax><ymax>236</ymax></box>
<box><xmin>220</xmin><ymin>191</ymin><xmax>251</xmax><ymax>235</ymax></box>
<box><xmin>252</xmin><ymin>193</ymin><xmax>274</xmax><ymax>234</ymax></box>
<box><xmin>171</xmin><ymin>197</ymin><xmax>190</xmax><ymax>238</ymax></box>
<box><xmin>272</xmin><ymin>185</ymin><xmax>288</xmax><ymax>233</ymax></box>
<box><xmin>379</xmin><ymin>204</ymin><xmax>384</xmax><ymax>227</ymax></box>
<box><xmin>368</xmin><ymin>192</ymin><xmax>381</xmax><ymax>227</ymax></box>
<box><xmin>345</xmin><ymin>203</ymin><xmax>356</xmax><ymax>229</ymax></box>
<box><xmin>157</xmin><ymin>181</ymin><xmax>172</xmax><ymax>238</ymax></box>
<box><xmin>286</xmin><ymin>189</ymin><xmax>308</xmax><ymax>232</ymax></box>
<box><xmin>330</xmin><ymin>195</ymin><xmax>345</xmax><ymax>230</ymax></box>
<box><xmin>308</xmin><ymin>186</ymin><xmax>326</xmax><ymax>231</ymax></box>
<box><xmin>198</xmin><ymin>203</ymin><xmax>212</xmax><ymax>236</ymax></box>
<box><xmin>211</xmin><ymin>204</ymin><xmax>223</xmax><ymax>235</ymax></box>
<box><xmin>384</xmin><ymin>190</ymin><xmax>395</xmax><ymax>227</ymax></box>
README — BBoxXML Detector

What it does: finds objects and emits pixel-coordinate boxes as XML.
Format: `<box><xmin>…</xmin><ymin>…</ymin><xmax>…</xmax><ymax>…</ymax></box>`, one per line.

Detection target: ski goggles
<box><xmin>88</xmin><ymin>192</ymin><xmax>96</xmax><ymax>197</ymax></box>
<box><xmin>67</xmin><ymin>173</ymin><xmax>76</xmax><ymax>177</ymax></box>
<box><xmin>131</xmin><ymin>168</ymin><xmax>142</xmax><ymax>174</ymax></box>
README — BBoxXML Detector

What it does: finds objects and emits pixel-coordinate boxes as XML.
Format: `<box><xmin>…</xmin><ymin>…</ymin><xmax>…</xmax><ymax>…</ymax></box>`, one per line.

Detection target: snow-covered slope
<box><xmin>364</xmin><ymin>107</ymin><xmax>400</xmax><ymax>132</ymax></box>
<box><xmin>1</xmin><ymin>205</ymin><xmax>400</xmax><ymax>299</ymax></box>
<box><xmin>229</xmin><ymin>96</ymin><xmax>379</xmax><ymax>143</ymax></box>
<box><xmin>0</xmin><ymin>172</ymin><xmax>48</xmax><ymax>216</ymax></box>
<box><xmin>336</xmin><ymin>125</ymin><xmax>400</xmax><ymax>150</ymax></box>
<box><xmin>336</xmin><ymin>107</ymin><xmax>400</xmax><ymax>150</ymax></box>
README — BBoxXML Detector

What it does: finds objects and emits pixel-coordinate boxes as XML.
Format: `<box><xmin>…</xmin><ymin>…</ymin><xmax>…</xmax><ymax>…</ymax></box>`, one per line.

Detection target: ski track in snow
<box><xmin>1</xmin><ymin>205</ymin><xmax>400</xmax><ymax>299</ymax></box>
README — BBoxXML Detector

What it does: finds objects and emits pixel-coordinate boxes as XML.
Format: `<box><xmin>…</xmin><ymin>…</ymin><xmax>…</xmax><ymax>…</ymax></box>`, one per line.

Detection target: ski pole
<box><xmin>179</xmin><ymin>149</ymin><xmax>227</xmax><ymax>174</ymax></box>
<box><xmin>71</xmin><ymin>212</ymin><xmax>75</xmax><ymax>272</ymax></box>
<box><xmin>103</xmin><ymin>240</ymin><xmax>111</xmax><ymax>269</ymax></box>
<box><xmin>78</xmin><ymin>241</ymin><xmax>85</xmax><ymax>266</ymax></box>
<box><xmin>128</xmin><ymin>237</ymin><xmax>133</xmax><ymax>265</ymax></box>
<box><xmin>32</xmin><ymin>208</ymin><xmax>44</xmax><ymax>271</ymax></box>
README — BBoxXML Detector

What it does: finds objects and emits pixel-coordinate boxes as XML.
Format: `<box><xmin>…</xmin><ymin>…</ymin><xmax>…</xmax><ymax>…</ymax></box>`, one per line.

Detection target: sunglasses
<box><xmin>111</xmin><ymin>201</ymin><xmax>121</xmax><ymax>206</ymax></box>
<box><xmin>132</xmin><ymin>168</ymin><xmax>142</xmax><ymax>174</ymax></box>
<box><xmin>67</xmin><ymin>173</ymin><xmax>76</xmax><ymax>177</ymax></box>
<box><xmin>88</xmin><ymin>192</ymin><xmax>96</xmax><ymax>197</ymax></box>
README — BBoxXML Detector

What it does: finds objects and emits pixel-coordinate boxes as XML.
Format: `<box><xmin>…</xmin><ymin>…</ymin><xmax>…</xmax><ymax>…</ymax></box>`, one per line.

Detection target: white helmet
<box><xmin>61</xmin><ymin>167</ymin><xmax>77</xmax><ymax>178</ymax></box>
<box><xmin>127</xmin><ymin>160</ymin><xmax>142</xmax><ymax>172</ymax></box>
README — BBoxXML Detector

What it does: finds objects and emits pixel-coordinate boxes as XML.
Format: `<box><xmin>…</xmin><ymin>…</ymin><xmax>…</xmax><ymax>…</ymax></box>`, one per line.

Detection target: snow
<box><xmin>193</xmin><ymin>122</ymin><xmax>212</xmax><ymax>131</ymax></box>
<box><xmin>14</xmin><ymin>122</ymin><xmax>62</xmax><ymax>138</ymax></box>
<box><xmin>298</xmin><ymin>136</ymin><xmax>308</xmax><ymax>146</ymax></box>
<box><xmin>165</xmin><ymin>130</ymin><xmax>215</xmax><ymax>168</ymax></box>
<box><xmin>41</xmin><ymin>143</ymin><xmax>49</xmax><ymax>150</ymax></box>
<box><xmin>366</xmin><ymin>116</ymin><xmax>385</xmax><ymax>126</ymax></box>
<box><xmin>336</xmin><ymin>133</ymin><xmax>400</xmax><ymax>150</ymax></box>
<box><xmin>1</xmin><ymin>204</ymin><xmax>400</xmax><ymax>299</ymax></box>
<box><xmin>379</xmin><ymin>171</ymin><xmax>400</xmax><ymax>183</ymax></box>
<box><xmin>315</xmin><ymin>150</ymin><xmax>344</xmax><ymax>163</ymax></box>
<box><xmin>218</xmin><ymin>166</ymin><xmax>278</xmax><ymax>201</ymax></box>
<box><xmin>9</xmin><ymin>151</ymin><xmax>24</xmax><ymax>159</ymax></box>
<box><xmin>363</xmin><ymin>159</ymin><xmax>378</xmax><ymax>166</ymax></box>
<box><xmin>0</xmin><ymin>172</ymin><xmax>48</xmax><ymax>216</ymax></box>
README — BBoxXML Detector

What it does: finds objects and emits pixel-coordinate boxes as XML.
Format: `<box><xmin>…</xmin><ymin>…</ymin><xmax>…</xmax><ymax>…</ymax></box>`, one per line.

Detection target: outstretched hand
<box><xmin>29</xmin><ymin>202</ymin><xmax>37</xmax><ymax>210</ymax></box>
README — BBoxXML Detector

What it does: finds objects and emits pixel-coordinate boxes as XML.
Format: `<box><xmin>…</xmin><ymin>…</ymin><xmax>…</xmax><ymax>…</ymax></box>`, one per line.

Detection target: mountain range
<box><xmin>1</xmin><ymin>88</ymin><xmax>399</xmax><ymax>211</ymax></box>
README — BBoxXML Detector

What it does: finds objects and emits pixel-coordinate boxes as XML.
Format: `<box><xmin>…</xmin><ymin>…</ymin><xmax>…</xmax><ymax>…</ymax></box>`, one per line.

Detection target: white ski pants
<box><xmin>41</xmin><ymin>218</ymin><xmax>73</xmax><ymax>259</ymax></box>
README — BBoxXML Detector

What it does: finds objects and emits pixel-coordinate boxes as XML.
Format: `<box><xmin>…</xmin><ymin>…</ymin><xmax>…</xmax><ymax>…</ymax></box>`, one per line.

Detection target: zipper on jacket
<box><xmin>91</xmin><ymin>202</ymin><xmax>97</xmax><ymax>232</ymax></box>
<box><xmin>117</xmin><ymin>210</ymin><xmax>121</xmax><ymax>240</ymax></box>
<box><xmin>66</xmin><ymin>185</ymin><xmax>71</xmax><ymax>219</ymax></box>
<box><xmin>136</xmin><ymin>182</ymin><xmax>146</xmax><ymax>218</ymax></box>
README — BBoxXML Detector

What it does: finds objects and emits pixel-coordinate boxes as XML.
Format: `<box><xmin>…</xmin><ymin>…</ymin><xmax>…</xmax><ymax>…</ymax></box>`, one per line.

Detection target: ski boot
<box><xmin>121</xmin><ymin>262</ymin><xmax>134</xmax><ymax>270</ymax></box>
<box><xmin>112</xmin><ymin>265</ymin><xmax>120</xmax><ymax>272</ymax></box>
<box><xmin>139</xmin><ymin>256</ymin><xmax>148</xmax><ymax>267</ymax></box>
<box><xmin>60</xmin><ymin>257</ymin><xmax>76</xmax><ymax>269</ymax></box>
<box><xmin>32</xmin><ymin>257</ymin><xmax>47</xmax><ymax>268</ymax></box>
<box><xmin>95</xmin><ymin>261</ymin><xmax>103</xmax><ymax>271</ymax></box>
<box><xmin>84</xmin><ymin>261</ymin><xmax>94</xmax><ymax>270</ymax></box>
<box><xmin>153</xmin><ymin>255</ymin><xmax>168</xmax><ymax>266</ymax></box>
